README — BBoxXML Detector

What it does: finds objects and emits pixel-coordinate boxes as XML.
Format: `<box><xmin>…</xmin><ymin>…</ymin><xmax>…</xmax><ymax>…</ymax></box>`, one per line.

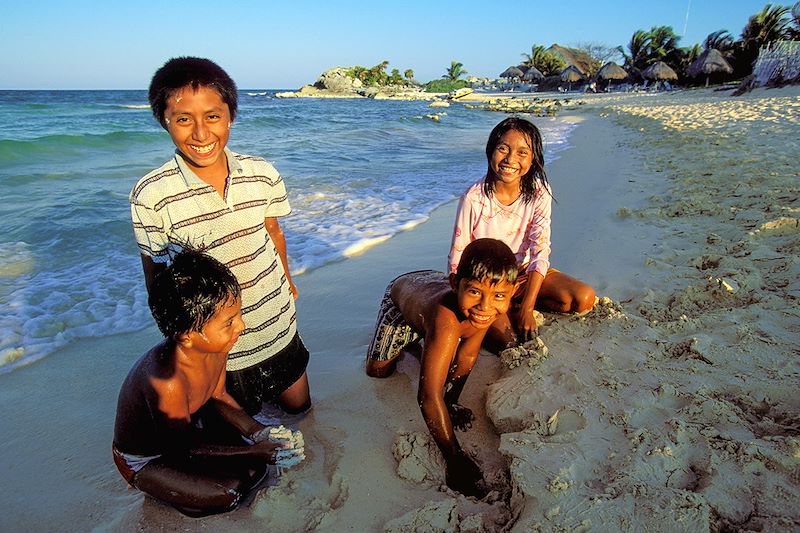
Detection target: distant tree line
<box><xmin>515</xmin><ymin>2</ymin><xmax>800</xmax><ymax>85</ymax></box>
<box><xmin>347</xmin><ymin>61</ymin><xmax>415</xmax><ymax>86</ymax></box>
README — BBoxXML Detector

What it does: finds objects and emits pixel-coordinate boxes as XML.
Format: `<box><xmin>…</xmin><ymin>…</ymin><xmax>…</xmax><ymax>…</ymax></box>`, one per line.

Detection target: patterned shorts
<box><xmin>365</xmin><ymin>272</ymin><xmax>443</xmax><ymax>362</ymax></box>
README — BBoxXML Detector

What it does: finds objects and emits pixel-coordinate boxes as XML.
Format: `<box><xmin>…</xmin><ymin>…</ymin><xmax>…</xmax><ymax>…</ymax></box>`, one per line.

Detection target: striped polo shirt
<box><xmin>130</xmin><ymin>148</ymin><xmax>296</xmax><ymax>371</ymax></box>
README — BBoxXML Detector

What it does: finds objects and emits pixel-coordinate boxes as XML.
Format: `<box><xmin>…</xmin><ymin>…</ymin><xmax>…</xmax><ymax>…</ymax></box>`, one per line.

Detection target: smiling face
<box><xmin>490</xmin><ymin>129</ymin><xmax>533</xmax><ymax>189</ymax></box>
<box><xmin>164</xmin><ymin>85</ymin><xmax>231</xmax><ymax>181</ymax></box>
<box><xmin>453</xmin><ymin>276</ymin><xmax>516</xmax><ymax>329</ymax></box>
<box><xmin>189</xmin><ymin>296</ymin><xmax>245</xmax><ymax>355</ymax></box>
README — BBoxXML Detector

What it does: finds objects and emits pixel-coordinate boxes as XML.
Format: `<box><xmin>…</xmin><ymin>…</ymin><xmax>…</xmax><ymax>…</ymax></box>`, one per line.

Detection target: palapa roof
<box><xmin>642</xmin><ymin>61</ymin><xmax>678</xmax><ymax>81</ymax></box>
<box><xmin>522</xmin><ymin>66</ymin><xmax>544</xmax><ymax>81</ymax></box>
<box><xmin>547</xmin><ymin>44</ymin><xmax>594</xmax><ymax>75</ymax></box>
<box><xmin>500</xmin><ymin>66</ymin><xmax>525</xmax><ymax>78</ymax></box>
<box><xmin>560</xmin><ymin>65</ymin><xmax>584</xmax><ymax>83</ymax></box>
<box><xmin>596</xmin><ymin>62</ymin><xmax>628</xmax><ymax>81</ymax></box>
<box><xmin>688</xmin><ymin>48</ymin><xmax>733</xmax><ymax>77</ymax></box>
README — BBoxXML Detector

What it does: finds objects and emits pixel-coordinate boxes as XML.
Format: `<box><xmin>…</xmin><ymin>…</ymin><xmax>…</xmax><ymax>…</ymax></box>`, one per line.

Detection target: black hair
<box><xmin>148</xmin><ymin>57</ymin><xmax>238</xmax><ymax>129</ymax></box>
<box><xmin>148</xmin><ymin>246</ymin><xmax>241</xmax><ymax>341</ymax></box>
<box><xmin>483</xmin><ymin>117</ymin><xmax>549</xmax><ymax>204</ymax></box>
<box><xmin>455</xmin><ymin>238</ymin><xmax>518</xmax><ymax>285</ymax></box>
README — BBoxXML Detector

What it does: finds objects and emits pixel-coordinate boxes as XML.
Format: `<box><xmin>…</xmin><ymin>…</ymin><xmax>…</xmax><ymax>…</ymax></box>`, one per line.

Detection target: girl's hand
<box><xmin>515</xmin><ymin>308</ymin><xmax>539</xmax><ymax>341</ymax></box>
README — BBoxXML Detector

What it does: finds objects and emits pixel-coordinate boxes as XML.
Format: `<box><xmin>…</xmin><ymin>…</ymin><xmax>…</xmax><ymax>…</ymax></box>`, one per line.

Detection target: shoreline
<box><xmin>1</xmin><ymin>86</ymin><xmax>798</xmax><ymax>532</ymax></box>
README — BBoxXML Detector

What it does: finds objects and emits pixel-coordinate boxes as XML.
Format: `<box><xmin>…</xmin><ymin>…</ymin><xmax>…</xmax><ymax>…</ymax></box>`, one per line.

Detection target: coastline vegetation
<box><xmin>304</xmin><ymin>2</ymin><xmax>799</xmax><ymax>96</ymax></box>
<box><xmin>423</xmin><ymin>60</ymin><xmax>470</xmax><ymax>92</ymax></box>
<box><xmin>345</xmin><ymin>61</ymin><xmax>416</xmax><ymax>86</ymax></box>
<box><xmin>511</xmin><ymin>2</ymin><xmax>800</xmax><ymax>88</ymax></box>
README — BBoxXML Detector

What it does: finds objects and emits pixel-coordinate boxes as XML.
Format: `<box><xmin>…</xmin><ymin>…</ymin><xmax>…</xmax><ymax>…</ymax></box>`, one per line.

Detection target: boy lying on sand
<box><xmin>113</xmin><ymin>248</ymin><xmax>304</xmax><ymax>517</ymax></box>
<box><xmin>366</xmin><ymin>238</ymin><xmax>518</xmax><ymax>497</ymax></box>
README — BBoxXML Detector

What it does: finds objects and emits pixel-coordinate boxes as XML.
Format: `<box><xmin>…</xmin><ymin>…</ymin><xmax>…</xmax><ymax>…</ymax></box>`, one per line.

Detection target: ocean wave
<box><xmin>0</xmin><ymin>246</ymin><xmax>151</xmax><ymax>374</ymax></box>
<box><xmin>0</xmin><ymin>242</ymin><xmax>35</xmax><ymax>278</ymax></box>
<box><xmin>0</xmin><ymin>131</ymin><xmax>160</xmax><ymax>164</ymax></box>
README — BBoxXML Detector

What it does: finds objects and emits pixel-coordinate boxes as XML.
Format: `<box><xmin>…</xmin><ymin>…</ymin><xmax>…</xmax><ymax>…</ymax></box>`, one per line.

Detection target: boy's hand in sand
<box><xmin>447</xmin><ymin>403</ymin><xmax>475</xmax><ymax>431</ymax></box>
<box><xmin>251</xmin><ymin>440</ymin><xmax>289</xmax><ymax>464</ymax></box>
<box><xmin>445</xmin><ymin>450</ymin><xmax>486</xmax><ymax>498</ymax></box>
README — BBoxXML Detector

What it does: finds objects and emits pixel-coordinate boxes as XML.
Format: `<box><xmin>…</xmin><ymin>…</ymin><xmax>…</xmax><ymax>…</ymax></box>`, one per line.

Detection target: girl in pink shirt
<box><xmin>448</xmin><ymin>117</ymin><xmax>595</xmax><ymax>348</ymax></box>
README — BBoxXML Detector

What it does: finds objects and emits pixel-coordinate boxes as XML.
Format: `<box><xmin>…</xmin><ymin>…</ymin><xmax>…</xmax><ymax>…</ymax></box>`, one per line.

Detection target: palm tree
<box><xmin>704</xmin><ymin>30</ymin><xmax>735</xmax><ymax>52</ymax></box>
<box><xmin>741</xmin><ymin>4</ymin><xmax>791</xmax><ymax>45</ymax></box>
<box><xmin>788</xmin><ymin>1</ymin><xmax>800</xmax><ymax>38</ymax></box>
<box><xmin>403</xmin><ymin>69</ymin><xmax>414</xmax><ymax>81</ymax></box>
<box><xmin>443</xmin><ymin>61</ymin><xmax>467</xmax><ymax>81</ymax></box>
<box><xmin>521</xmin><ymin>45</ymin><xmax>566</xmax><ymax>76</ymax></box>
<box><xmin>648</xmin><ymin>25</ymin><xmax>683</xmax><ymax>67</ymax></box>
<box><xmin>680</xmin><ymin>43</ymin><xmax>703</xmax><ymax>75</ymax></box>
<box><xmin>737</xmin><ymin>4</ymin><xmax>791</xmax><ymax>73</ymax></box>
<box><xmin>618</xmin><ymin>30</ymin><xmax>651</xmax><ymax>71</ymax></box>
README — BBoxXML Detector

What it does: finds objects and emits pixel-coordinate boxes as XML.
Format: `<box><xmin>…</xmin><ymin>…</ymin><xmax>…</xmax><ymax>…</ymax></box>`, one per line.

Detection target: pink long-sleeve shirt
<box><xmin>448</xmin><ymin>178</ymin><xmax>552</xmax><ymax>277</ymax></box>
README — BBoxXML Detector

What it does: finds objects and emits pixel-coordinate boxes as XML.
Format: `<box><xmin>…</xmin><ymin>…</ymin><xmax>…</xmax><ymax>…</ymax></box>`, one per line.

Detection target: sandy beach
<box><xmin>1</xmin><ymin>86</ymin><xmax>798</xmax><ymax>532</ymax></box>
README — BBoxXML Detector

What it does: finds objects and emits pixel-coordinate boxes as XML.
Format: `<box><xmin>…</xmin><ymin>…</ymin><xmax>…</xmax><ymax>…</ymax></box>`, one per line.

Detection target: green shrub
<box><xmin>423</xmin><ymin>79</ymin><xmax>470</xmax><ymax>93</ymax></box>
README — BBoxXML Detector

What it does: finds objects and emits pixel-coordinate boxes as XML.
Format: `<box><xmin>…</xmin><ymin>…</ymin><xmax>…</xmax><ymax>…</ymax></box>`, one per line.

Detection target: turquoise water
<box><xmin>0</xmin><ymin>90</ymin><xmax>575</xmax><ymax>372</ymax></box>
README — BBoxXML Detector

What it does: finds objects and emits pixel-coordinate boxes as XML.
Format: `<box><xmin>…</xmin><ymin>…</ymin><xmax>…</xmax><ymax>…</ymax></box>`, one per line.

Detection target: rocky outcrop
<box><xmin>276</xmin><ymin>67</ymin><xmax>438</xmax><ymax>101</ymax></box>
<box><xmin>314</xmin><ymin>67</ymin><xmax>363</xmax><ymax>93</ymax></box>
<box><xmin>461</xmin><ymin>95</ymin><xmax>578</xmax><ymax>116</ymax></box>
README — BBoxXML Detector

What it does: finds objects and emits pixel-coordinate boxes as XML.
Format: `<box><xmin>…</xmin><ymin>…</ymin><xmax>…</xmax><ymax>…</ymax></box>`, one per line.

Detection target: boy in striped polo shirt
<box><xmin>130</xmin><ymin>57</ymin><xmax>311</xmax><ymax>416</ymax></box>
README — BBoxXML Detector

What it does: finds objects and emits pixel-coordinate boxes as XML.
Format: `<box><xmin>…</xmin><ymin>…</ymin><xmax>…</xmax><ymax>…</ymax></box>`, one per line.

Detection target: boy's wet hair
<box><xmin>455</xmin><ymin>238</ymin><xmax>518</xmax><ymax>285</ymax></box>
<box><xmin>484</xmin><ymin>117</ymin><xmax>549</xmax><ymax>204</ymax></box>
<box><xmin>148</xmin><ymin>57</ymin><xmax>238</xmax><ymax>129</ymax></box>
<box><xmin>148</xmin><ymin>247</ymin><xmax>241</xmax><ymax>341</ymax></box>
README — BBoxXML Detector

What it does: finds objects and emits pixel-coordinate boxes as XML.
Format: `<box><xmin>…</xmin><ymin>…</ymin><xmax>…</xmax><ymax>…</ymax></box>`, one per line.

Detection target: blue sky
<box><xmin>0</xmin><ymin>0</ymin><xmax>782</xmax><ymax>89</ymax></box>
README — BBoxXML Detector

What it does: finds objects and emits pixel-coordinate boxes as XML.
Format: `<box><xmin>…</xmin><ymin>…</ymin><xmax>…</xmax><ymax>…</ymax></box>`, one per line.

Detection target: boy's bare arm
<box><xmin>210</xmin><ymin>370</ymin><xmax>263</xmax><ymax>439</ymax></box>
<box><xmin>152</xmin><ymin>375</ymin><xmax>279</xmax><ymax>462</ymax></box>
<box><xmin>417</xmin><ymin>309</ymin><xmax>485</xmax><ymax>496</ymax></box>
<box><xmin>264</xmin><ymin>217</ymin><xmax>297</xmax><ymax>299</ymax></box>
<box><xmin>417</xmin><ymin>309</ymin><xmax>462</xmax><ymax>458</ymax></box>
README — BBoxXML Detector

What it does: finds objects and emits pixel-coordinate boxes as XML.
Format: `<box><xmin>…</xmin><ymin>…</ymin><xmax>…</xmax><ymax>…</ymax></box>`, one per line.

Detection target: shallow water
<box><xmin>0</xmin><ymin>90</ymin><xmax>574</xmax><ymax>371</ymax></box>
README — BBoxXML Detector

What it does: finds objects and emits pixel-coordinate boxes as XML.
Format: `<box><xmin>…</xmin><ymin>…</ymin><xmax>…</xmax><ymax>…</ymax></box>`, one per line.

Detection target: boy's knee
<box><xmin>366</xmin><ymin>357</ymin><xmax>397</xmax><ymax>378</ymax></box>
<box><xmin>282</xmin><ymin>397</ymin><xmax>312</xmax><ymax>415</ymax></box>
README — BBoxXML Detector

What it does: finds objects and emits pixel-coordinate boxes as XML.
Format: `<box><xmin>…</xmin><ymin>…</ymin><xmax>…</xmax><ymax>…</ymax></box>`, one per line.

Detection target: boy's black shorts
<box><xmin>226</xmin><ymin>331</ymin><xmax>309</xmax><ymax>415</ymax></box>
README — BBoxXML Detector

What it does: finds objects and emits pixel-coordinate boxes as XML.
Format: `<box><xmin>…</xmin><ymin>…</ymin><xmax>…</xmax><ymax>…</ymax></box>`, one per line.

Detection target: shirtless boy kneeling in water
<box><xmin>113</xmin><ymin>248</ymin><xmax>302</xmax><ymax>516</ymax></box>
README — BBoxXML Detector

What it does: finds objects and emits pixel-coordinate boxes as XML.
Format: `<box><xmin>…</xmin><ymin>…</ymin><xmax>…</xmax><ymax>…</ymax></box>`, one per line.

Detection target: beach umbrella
<box><xmin>596</xmin><ymin>62</ymin><xmax>628</xmax><ymax>91</ymax></box>
<box><xmin>500</xmin><ymin>66</ymin><xmax>524</xmax><ymax>79</ymax></box>
<box><xmin>559</xmin><ymin>65</ymin><xmax>584</xmax><ymax>90</ymax></box>
<box><xmin>642</xmin><ymin>61</ymin><xmax>678</xmax><ymax>81</ymax></box>
<box><xmin>688</xmin><ymin>48</ymin><xmax>733</xmax><ymax>87</ymax></box>
<box><xmin>597</xmin><ymin>62</ymin><xmax>628</xmax><ymax>81</ymax></box>
<box><xmin>522</xmin><ymin>66</ymin><xmax>544</xmax><ymax>82</ymax></box>
<box><xmin>560</xmin><ymin>65</ymin><xmax>584</xmax><ymax>82</ymax></box>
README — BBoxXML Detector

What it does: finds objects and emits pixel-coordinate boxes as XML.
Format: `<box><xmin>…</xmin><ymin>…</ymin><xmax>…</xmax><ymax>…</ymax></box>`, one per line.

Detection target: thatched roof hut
<box><xmin>547</xmin><ymin>44</ymin><xmax>593</xmax><ymax>75</ymax></box>
<box><xmin>688</xmin><ymin>48</ymin><xmax>733</xmax><ymax>86</ymax></box>
<box><xmin>597</xmin><ymin>62</ymin><xmax>628</xmax><ymax>81</ymax></box>
<box><xmin>642</xmin><ymin>61</ymin><xmax>678</xmax><ymax>81</ymax></box>
<box><xmin>522</xmin><ymin>66</ymin><xmax>544</xmax><ymax>82</ymax></box>
<box><xmin>500</xmin><ymin>66</ymin><xmax>524</xmax><ymax>79</ymax></box>
<box><xmin>560</xmin><ymin>65</ymin><xmax>584</xmax><ymax>82</ymax></box>
<box><xmin>559</xmin><ymin>65</ymin><xmax>584</xmax><ymax>91</ymax></box>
